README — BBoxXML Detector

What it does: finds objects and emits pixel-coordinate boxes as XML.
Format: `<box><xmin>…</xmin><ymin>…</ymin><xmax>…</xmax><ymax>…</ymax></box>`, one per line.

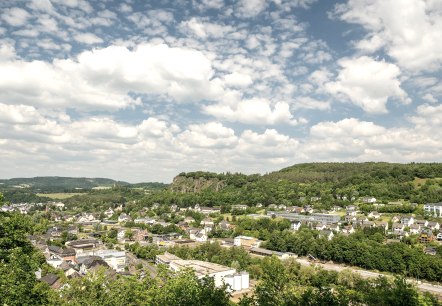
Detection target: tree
<box><xmin>0</xmin><ymin>212</ymin><xmax>51</xmax><ymax>305</ymax></box>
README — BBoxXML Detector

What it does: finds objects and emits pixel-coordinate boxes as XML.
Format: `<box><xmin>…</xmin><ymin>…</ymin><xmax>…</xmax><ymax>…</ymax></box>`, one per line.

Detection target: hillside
<box><xmin>266</xmin><ymin>162</ymin><xmax>442</xmax><ymax>183</ymax></box>
<box><xmin>164</xmin><ymin>163</ymin><xmax>442</xmax><ymax>207</ymax></box>
<box><xmin>0</xmin><ymin>176</ymin><xmax>130</xmax><ymax>192</ymax></box>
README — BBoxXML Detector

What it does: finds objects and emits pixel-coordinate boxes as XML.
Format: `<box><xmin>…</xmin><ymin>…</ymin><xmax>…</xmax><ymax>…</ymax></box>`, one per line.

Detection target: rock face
<box><xmin>170</xmin><ymin>175</ymin><xmax>226</xmax><ymax>193</ymax></box>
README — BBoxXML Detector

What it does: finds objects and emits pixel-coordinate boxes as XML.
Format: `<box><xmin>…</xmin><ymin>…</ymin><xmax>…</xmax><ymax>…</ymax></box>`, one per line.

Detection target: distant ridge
<box><xmin>0</xmin><ymin>176</ymin><xmax>129</xmax><ymax>192</ymax></box>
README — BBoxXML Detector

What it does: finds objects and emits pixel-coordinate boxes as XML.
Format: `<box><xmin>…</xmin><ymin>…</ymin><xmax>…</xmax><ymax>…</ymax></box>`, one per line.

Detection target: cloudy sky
<box><xmin>0</xmin><ymin>0</ymin><xmax>441</xmax><ymax>183</ymax></box>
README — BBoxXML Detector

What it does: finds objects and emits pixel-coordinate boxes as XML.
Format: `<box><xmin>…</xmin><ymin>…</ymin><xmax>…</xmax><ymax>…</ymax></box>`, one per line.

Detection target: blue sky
<box><xmin>0</xmin><ymin>0</ymin><xmax>441</xmax><ymax>182</ymax></box>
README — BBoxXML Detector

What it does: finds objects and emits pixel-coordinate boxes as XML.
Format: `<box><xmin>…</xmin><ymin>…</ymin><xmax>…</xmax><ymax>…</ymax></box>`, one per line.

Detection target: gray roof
<box><xmin>41</xmin><ymin>273</ymin><xmax>59</xmax><ymax>285</ymax></box>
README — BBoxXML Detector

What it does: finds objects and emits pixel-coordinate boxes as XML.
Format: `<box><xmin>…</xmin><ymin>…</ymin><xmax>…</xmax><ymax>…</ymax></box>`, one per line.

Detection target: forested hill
<box><xmin>266</xmin><ymin>162</ymin><xmax>442</xmax><ymax>183</ymax></box>
<box><xmin>0</xmin><ymin>176</ymin><xmax>129</xmax><ymax>192</ymax></box>
<box><xmin>166</xmin><ymin>163</ymin><xmax>442</xmax><ymax>205</ymax></box>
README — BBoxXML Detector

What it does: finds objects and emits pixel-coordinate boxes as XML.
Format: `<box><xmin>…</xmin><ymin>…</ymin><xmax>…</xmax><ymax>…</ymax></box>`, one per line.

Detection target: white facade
<box><xmin>81</xmin><ymin>250</ymin><xmax>127</xmax><ymax>272</ymax></box>
<box><xmin>424</xmin><ymin>202</ymin><xmax>442</xmax><ymax>217</ymax></box>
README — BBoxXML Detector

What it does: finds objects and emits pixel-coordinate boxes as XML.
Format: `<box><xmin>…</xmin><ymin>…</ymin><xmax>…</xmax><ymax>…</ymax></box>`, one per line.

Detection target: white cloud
<box><xmin>0</xmin><ymin>43</ymin><xmax>223</xmax><ymax>111</ymax></box>
<box><xmin>236</xmin><ymin>0</ymin><xmax>267</xmax><ymax>18</ymax></box>
<box><xmin>204</xmin><ymin>98</ymin><xmax>298</xmax><ymax>125</ymax></box>
<box><xmin>2</xmin><ymin>8</ymin><xmax>30</xmax><ymax>26</ymax></box>
<box><xmin>223</xmin><ymin>72</ymin><xmax>253</xmax><ymax>87</ymax></box>
<box><xmin>335</xmin><ymin>0</ymin><xmax>442</xmax><ymax>72</ymax></box>
<box><xmin>73</xmin><ymin>33</ymin><xmax>103</xmax><ymax>44</ymax></box>
<box><xmin>178</xmin><ymin>122</ymin><xmax>238</xmax><ymax>148</ymax></box>
<box><xmin>292</xmin><ymin>97</ymin><xmax>330</xmax><ymax>110</ymax></box>
<box><xmin>310</xmin><ymin>118</ymin><xmax>386</xmax><ymax>138</ymax></box>
<box><xmin>325</xmin><ymin>56</ymin><xmax>410</xmax><ymax>114</ymax></box>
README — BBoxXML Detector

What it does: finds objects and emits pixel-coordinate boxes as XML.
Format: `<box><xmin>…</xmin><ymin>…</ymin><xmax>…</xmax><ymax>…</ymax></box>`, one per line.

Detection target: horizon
<box><xmin>0</xmin><ymin>0</ymin><xmax>441</xmax><ymax>182</ymax></box>
<box><xmin>1</xmin><ymin>160</ymin><xmax>441</xmax><ymax>184</ymax></box>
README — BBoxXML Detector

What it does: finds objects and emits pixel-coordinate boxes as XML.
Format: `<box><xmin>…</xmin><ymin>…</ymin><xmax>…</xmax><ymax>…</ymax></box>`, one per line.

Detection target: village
<box><xmin>3</xmin><ymin>197</ymin><xmax>442</xmax><ymax>293</ymax></box>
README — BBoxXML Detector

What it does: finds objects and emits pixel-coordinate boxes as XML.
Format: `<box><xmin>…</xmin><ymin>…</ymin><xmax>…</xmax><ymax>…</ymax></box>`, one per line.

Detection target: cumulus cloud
<box><xmin>236</xmin><ymin>0</ymin><xmax>267</xmax><ymax>18</ymax></box>
<box><xmin>325</xmin><ymin>56</ymin><xmax>410</xmax><ymax>114</ymax></box>
<box><xmin>334</xmin><ymin>0</ymin><xmax>442</xmax><ymax>72</ymax></box>
<box><xmin>2</xmin><ymin>7</ymin><xmax>30</xmax><ymax>26</ymax></box>
<box><xmin>73</xmin><ymin>33</ymin><xmax>103</xmax><ymax>44</ymax></box>
<box><xmin>0</xmin><ymin>43</ymin><xmax>224</xmax><ymax>111</ymax></box>
<box><xmin>178</xmin><ymin>122</ymin><xmax>238</xmax><ymax>148</ymax></box>
<box><xmin>310</xmin><ymin>118</ymin><xmax>386</xmax><ymax>138</ymax></box>
<box><xmin>204</xmin><ymin>98</ymin><xmax>299</xmax><ymax>125</ymax></box>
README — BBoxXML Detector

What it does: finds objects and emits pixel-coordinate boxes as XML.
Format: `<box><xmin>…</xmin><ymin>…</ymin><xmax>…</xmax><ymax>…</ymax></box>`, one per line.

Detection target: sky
<box><xmin>0</xmin><ymin>0</ymin><xmax>441</xmax><ymax>183</ymax></box>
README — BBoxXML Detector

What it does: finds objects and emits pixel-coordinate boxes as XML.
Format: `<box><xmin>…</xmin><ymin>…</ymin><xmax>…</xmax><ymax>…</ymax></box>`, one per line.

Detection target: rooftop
<box><xmin>170</xmin><ymin>260</ymin><xmax>234</xmax><ymax>277</ymax></box>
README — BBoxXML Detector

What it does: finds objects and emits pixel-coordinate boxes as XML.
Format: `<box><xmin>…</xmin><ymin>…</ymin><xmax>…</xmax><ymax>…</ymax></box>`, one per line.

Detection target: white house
<box><xmin>424</xmin><ymin>202</ymin><xmax>442</xmax><ymax>217</ymax></box>
<box><xmin>291</xmin><ymin>221</ymin><xmax>302</xmax><ymax>231</ymax></box>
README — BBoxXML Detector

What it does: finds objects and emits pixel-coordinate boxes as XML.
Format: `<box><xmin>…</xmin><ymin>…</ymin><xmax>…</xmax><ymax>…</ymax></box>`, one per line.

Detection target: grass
<box><xmin>36</xmin><ymin>193</ymin><xmax>83</xmax><ymax>199</ymax></box>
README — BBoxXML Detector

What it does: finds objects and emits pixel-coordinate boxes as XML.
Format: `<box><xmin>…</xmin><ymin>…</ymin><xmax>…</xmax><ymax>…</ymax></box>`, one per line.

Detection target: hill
<box><xmin>0</xmin><ymin>176</ymin><xmax>130</xmax><ymax>192</ymax></box>
<box><xmin>164</xmin><ymin>163</ymin><xmax>442</xmax><ymax>207</ymax></box>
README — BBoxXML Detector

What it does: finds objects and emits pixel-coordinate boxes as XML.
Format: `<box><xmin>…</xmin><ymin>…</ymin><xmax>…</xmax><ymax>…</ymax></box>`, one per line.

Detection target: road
<box><xmin>295</xmin><ymin>257</ymin><xmax>442</xmax><ymax>297</ymax></box>
<box><xmin>126</xmin><ymin>252</ymin><xmax>158</xmax><ymax>278</ymax></box>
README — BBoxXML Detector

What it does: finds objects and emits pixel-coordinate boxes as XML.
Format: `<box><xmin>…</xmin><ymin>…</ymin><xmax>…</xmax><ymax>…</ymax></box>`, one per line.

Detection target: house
<box><xmin>201</xmin><ymin>218</ymin><xmax>215</xmax><ymax>227</ymax></box>
<box><xmin>414</xmin><ymin>219</ymin><xmax>428</xmax><ymax>227</ymax></box>
<box><xmin>423</xmin><ymin>202</ymin><xmax>442</xmax><ymax>217</ymax></box>
<box><xmin>59</xmin><ymin>261</ymin><xmax>79</xmax><ymax>278</ymax></box>
<box><xmin>325</xmin><ymin>224</ymin><xmax>340</xmax><ymax>232</ymax></box>
<box><xmin>424</xmin><ymin>247</ymin><xmax>437</xmax><ymax>256</ymax></box>
<box><xmin>104</xmin><ymin>208</ymin><xmax>114</xmax><ymax>218</ymax></box>
<box><xmin>392</xmin><ymin>223</ymin><xmax>405</xmax><ymax>234</ymax></box>
<box><xmin>200</xmin><ymin>207</ymin><xmax>221</xmax><ymax>214</ymax></box>
<box><xmin>46</xmin><ymin>245</ymin><xmax>76</xmax><ymax>265</ymax></box>
<box><xmin>291</xmin><ymin>221</ymin><xmax>302</xmax><ymax>231</ymax></box>
<box><xmin>66</xmin><ymin>239</ymin><xmax>101</xmax><ymax>254</ymax></box>
<box><xmin>362</xmin><ymin>197</ymin><xmax>376</xmax><ymax>203</ymax></box>
<box><xmin>268</xmin><ymin>204</ymin><xmax>277</xmax><ymax>210</ymax></box>
<box><xmin>437</xmin><ymin>232</ymin><xmax>442</xmax><ymax>241</ymax></box>
<box><xmin>40</xmin><ymin>273</ymin><xmax>62</xmax><ymax>289</ymax></box>
<box><xmin>304</xmin><ymin>205</ymin><xmax>314</xmax><ymax>213</ymax></box>
<box><xmin>409</xmin><ymin>224</ymin><xmax>420</xmax><ymax>235</ymax></box>
<box><xmin>134</xmin><ymin>217</ymin><xmax>156</xmax><ymax>225</ymax></box>
<box><xmin>345</xmin><ymin>214</ymin><xmax>356</xmax><ymax>223</ymax></box>
<box><xmin>278</xmin><ymin>204</ymin><xmax>287</xmax><ymax>211</ymax></box>
<box><xmin>341</xmin><ymin>225</ymin><xmax>355</xmax><ymax>235</ymax></box>
<box><xmin>319</xmin><ymin>230</ymin><xmax>334</xmax><ymax>241</ymax></box>
<box><xmin>89</xmin><ymin>249</ymin><xmax>127</xmax><ymax>272</ymax></box>
<box><xmin>170</xmin><ymin>204</ymin><xmax>178</xmax><ymax>212</ymax></box>
<box><xmin>77</xmin><ymin>256</ymin><xmax>110</xmax><ymax>275</ymax></box>
<box><xmin>419</xmin><ymin>230</ymin><xmax>434</xmax><ymax>243</ymax></box>
<box><xmin>360</xmin><ymin>221</ymin><xmax>375</xmax><ymax>229</ymax></box>
<box><xmin>256</xmin><ymin>203</ymin><xmax>263</xmax><ymax>208</ymax></box>
<box><xmin>218</xmin><ymin>220</ymin><xmax>232</xmax><ymax>231</ymax></box>
<box><xmin>374</xmin><ymin>221</ymin><xmax>389</xmax><ymax>231</ymax></box>
<box><xmin>76</xmin><ymin>214</ymin><xmax>97</xmax><ymax>224</ymax></box>
<box><xmin>117</xmin><ymin>230</ymin><xmax>126</xmax><ymax>241</ymax></box>
<box><xmin>427</xmin><ymin>221</ymin><xmax>440</xmax><ymax>231</ymax></box>
<box><xmin>183</xmin><ymin>216</ymin><xmax>195</xmax><ymax>224</ymax></box>
<box><xmin>400</xmin><ymin>216</ymin><xmax>414</xmax><ymax>226</ymax></box>
<box><xmin>368</xmin><ymin>211</ymin><xmax>381</xmax><ymax>219</ymax></box>
<box><xmin>315</xmin><ymin>223</ymin><xmax>326</xmax><ymax>231</ymax></box>
<box><xmin>118</xmin><ymin>213</ymin><xmax>131</xmax><ymax>223</ymax></box>
<box><xmin>391</xmin><ymin>216</ymin><xmax>401</xmax><ymax>223</ymax></box>
<box><xmin>191</xmin><ymin>231</ymin><xmax>207</xmax><ymax>242</ymax></box>
<box><xmin>232</xmin><ymin>204</ymin><xmax>248</xmax><ymax>211</ymax></box>
<box><xmin>234</xmin><ymin>236</ymin><xmax>262</xmax><ymax>248</ymax></box>
<box><xmin>203</xmin><ymin>224</ymin><xmax>214</xmax><ymax>234</ymax></box>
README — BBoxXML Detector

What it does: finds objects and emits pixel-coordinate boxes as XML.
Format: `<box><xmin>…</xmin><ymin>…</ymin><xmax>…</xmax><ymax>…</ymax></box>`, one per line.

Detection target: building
<box><xmin>66</xmin><ymin>239</ymin><xmax>101</xmax><ymax>254</ymax></box>
<box><xmin>424</xmin><ymin>202</ymin><xmax>442</xmax><ymax>217</ymax></box>
<box><xmin>232</xmin><ymin>205</ymin><xmax>248</xmax><ymax>211</ymax></box>
<box><xmin>156</xmin><ymin>252</ymin><xmax>182</xmax><ymax>265</ymax></box>
<box><xmin>234</xmin><ymin>236</ymin><xmax>262</xmax><ymax>248</ymax></box>
<box><xmin>267</xmin><ymin>212</ymin><xmax>341</xmax><ymax>224</ymax></box>
<box><xmin>46</xmin><ymin>245</ymin><xmax>76</xmax><ymax>267</ymax></box>
<box><xmin>92</xmin><ymin>250</ymin><xmax>126</xmax><ymax>272</ymax></box>
<box><xmin>419</xmin><ymin>230</ymin><xmax>434</xmax><ymax>243</ymax></box>
<box><xmin>155</xmin><ymin>254</ymin><xmax>249</xmax><ymax>292</ymax></box>
<box><xmin>249</xmin><ymin>247</ymin><xmax>295</xmax><ymax>260</ymax></box>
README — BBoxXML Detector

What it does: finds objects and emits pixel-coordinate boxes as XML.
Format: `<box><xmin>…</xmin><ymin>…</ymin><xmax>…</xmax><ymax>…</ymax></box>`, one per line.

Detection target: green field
<box><xmin>36</xmin><ymin>193</ymin><xmax>83</xmax><ymax>199</ymax></box>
